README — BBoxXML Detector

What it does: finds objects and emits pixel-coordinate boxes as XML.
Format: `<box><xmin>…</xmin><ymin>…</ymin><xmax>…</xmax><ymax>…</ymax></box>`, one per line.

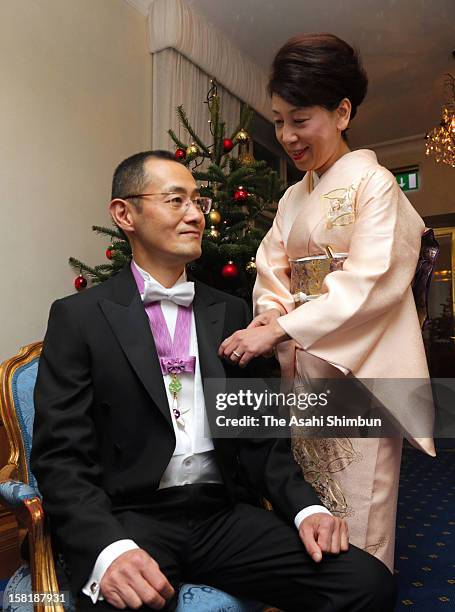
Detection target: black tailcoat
<box><xmin>31</xmin><ymin>265</ymin><xmax>321</xmax><ymax>593</ymax></box>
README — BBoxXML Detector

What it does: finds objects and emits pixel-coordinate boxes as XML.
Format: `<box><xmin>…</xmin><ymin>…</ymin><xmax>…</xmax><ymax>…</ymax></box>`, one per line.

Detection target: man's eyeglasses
<box><xmin>122</xmin><ymin>192</ymin><xmax>212</xmax><ymax>214</ymax></box>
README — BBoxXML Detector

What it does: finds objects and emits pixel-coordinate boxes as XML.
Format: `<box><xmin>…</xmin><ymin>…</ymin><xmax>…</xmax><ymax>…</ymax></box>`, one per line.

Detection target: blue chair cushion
<box><xmin>178</xmin><ymin>584</ymin><xmax>263</xmax><ymax>611</ymax></box>
<box><xmin>10</xmin><ymin>357</ymin><xmax>40</xmax><ymax>492</ymax></box>
<box><xmin>2</xmin><ymin>564</ymin><xmax>34</xmax><ymax>612</ymax></box>
<box><xmin>2</xmin><ymin>564</ymin><xmax>75</xmax><ymax>612</ymax></box>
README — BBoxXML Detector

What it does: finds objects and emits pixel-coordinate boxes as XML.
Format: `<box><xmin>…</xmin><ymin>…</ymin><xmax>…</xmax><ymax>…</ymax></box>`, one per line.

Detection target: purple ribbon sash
<box><xmin>131</xmin><ymin>262</ymin><xmax>195</xmax><ymax>375</ymax></box>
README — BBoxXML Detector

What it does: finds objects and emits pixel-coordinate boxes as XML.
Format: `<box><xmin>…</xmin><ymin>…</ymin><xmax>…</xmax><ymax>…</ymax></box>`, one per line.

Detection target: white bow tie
<box><xmin>141</xmin><ymin>278</ymin><xmax>195</xmax><ymax>307</ymax></box>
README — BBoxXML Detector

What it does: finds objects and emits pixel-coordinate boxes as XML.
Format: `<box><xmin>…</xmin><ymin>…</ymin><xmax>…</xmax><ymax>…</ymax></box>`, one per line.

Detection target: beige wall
<box><xmin>371</xmin><ymin>135</ymin><xmax>455</xmax><ymax>219</ymax></box>
<box><xmin>0</xmin><ymin>0</ymin><xmax>151</xmax><ymax>361</ymax></box>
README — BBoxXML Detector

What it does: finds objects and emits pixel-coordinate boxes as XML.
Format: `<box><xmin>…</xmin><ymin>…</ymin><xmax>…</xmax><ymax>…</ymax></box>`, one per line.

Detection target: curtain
<box><xmin>147</xmin><ymin>0</ymin><xmax>272</xmax><ymax>151</ymax></box>
<box><xmin>151</xmin><ymin>48</ymin><xmax>241</xmax><ymax>152</ymax></box>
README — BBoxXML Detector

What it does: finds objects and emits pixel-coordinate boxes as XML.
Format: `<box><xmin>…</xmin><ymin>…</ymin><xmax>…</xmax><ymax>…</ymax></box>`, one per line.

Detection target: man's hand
<box><xmin>100</xmin><ymin>549</ymin><xmax>175</xmax><ymax>610</ymax></box>
<box><xmin>299</xmin><ymin>513</ymin><xmax>349</xmax><ymax>562</ymax></box>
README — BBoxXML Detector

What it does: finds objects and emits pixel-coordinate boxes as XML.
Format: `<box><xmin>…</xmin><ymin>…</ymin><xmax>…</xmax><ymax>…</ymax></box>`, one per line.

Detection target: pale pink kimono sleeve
<box><xmin>276</xmin><ymin>168</ymin><xmax>424</xmax><ymax>373</ymax></box>
<box><xmin>253</xmin><ymin>188</ymin><xmax>296</xmax><ymax>317</ymax></box>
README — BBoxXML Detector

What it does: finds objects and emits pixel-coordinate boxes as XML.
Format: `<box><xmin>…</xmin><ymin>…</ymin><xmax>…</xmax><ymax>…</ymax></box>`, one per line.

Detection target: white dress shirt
<box><xmin>83</xmin><ymin>262</ymin><xmax>330</xmax><ymax>603</ymax></box>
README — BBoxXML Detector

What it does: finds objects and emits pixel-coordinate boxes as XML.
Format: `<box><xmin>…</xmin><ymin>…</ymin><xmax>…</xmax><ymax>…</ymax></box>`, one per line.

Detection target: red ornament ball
<box><xmin>221</xmin><ymin>261</ymin><xmax>239</xmax><ymax>278</ymax></box>
<box><xmin>175</xmin><ymin>148</ymin><xmax>186</xmax><ymax>160</ymax></box>
<box><xmin>234</xmin><ymin>186</ymin><xmax>248</xmax><ymax>202</ymax></box>
<box><xmin>106</xmin><ymin>246</ymin><xmax>114</xmax><ymax>260</ymax></box>
<box><xmin>223</xmin><ymin>138</ymin><xmax>234</xmax><ymax>153</ymax></box>
<box><xmin>74</xmin><ymin>274</ymin><xmax>87</xmax><ymax>291</ymax></box>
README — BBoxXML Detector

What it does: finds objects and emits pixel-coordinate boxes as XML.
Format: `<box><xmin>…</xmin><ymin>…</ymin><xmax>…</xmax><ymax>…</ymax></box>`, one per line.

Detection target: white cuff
<box><xmin>82</xmin><ymin>539</ymin><xmax>139</xmax><ymax>603</ymax></box>
<box><xmin>294</xmin><ymin>505</ymin><xmax>332</xmax><ymax>530</ymax></box>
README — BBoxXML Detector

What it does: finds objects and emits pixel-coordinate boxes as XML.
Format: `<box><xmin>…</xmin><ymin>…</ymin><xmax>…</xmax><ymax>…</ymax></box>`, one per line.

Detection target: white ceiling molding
<box><xmin>147</xmin><ymin>0</ymin><xmax>272</xmax><ymax>121</ymax></box>
<box><xmin>124</xmin><ymin>0</ymin><xmax>151</xmax><ymax>17</ymax></box>
<box><xmin>364</xmin><ymin>134</ymin><xmax>426</xmax><ymax>152</ymax></box>
<box><xmin>363</xmin><ymin>134</ymin><xmax>426</xmax><ymax>161</ymax></box>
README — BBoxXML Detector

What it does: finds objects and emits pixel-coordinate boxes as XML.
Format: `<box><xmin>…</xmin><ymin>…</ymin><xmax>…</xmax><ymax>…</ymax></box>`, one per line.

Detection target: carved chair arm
<box><xmin>0</xmin><ymin>478</ymin><xmax>40</xmax><ymax>507</ymax></box>
<box><xmin>0</xmin><ymin>463</ymin><xmax>18</xmax><ymax>482</ymax></box>
<box><xmin>0</xmin><ymin>480</ymin><xmax>64</xmax><ymax>612</ymax></box>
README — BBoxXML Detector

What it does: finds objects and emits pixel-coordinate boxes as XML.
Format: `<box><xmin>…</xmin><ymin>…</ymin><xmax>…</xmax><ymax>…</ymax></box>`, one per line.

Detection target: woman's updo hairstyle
<box><xmin>269</xmin><ymin>33</ymin><xmax>368</xmax><ymax>137</ymax></box>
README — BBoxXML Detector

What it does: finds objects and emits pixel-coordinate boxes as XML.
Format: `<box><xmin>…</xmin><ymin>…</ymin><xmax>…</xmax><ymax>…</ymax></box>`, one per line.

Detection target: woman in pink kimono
<box><xmin>219</xmin><ymin>33</ymin><xmax>434</xmax><ymax>572</ymax></box>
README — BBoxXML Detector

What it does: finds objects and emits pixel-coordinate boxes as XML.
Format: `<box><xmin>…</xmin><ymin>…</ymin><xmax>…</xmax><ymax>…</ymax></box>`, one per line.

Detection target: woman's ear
<box><xmin>337</xmin><ymin>98</ymin><xmax>352</xmax><ymax>132</ymax></box>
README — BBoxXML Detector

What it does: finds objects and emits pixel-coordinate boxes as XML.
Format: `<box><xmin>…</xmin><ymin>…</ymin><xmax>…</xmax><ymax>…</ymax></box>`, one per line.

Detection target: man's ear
<box><xmin>336</xmin><ymin>98</ymin><xmax>352</xmax><ymax>132</ymax></box>
<box><xmin>109</xmin><ymin>198</ymin><xmax>135</xmax><ymax>237</ymax></box>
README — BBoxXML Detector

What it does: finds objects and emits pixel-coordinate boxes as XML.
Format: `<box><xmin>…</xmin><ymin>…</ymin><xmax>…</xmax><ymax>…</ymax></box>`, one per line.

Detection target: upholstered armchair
<box><xmin>0</xmin><ymin>343</ymin><xmax>264</xmax><ymax>612</ymax></box>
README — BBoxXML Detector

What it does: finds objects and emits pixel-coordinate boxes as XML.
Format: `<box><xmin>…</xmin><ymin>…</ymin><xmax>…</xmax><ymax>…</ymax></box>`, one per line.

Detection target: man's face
<box><xmin>127</xmin><ymin>158</ymin><xmax>205</xmax><ymax>266</ymax></box>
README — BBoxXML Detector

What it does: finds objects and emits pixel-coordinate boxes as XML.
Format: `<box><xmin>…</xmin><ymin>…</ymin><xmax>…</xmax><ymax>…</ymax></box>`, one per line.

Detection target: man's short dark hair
<box><xmin>111</xmin><ymin>150</ymin><xmax>178</xmax><ymax>204</ymax></box>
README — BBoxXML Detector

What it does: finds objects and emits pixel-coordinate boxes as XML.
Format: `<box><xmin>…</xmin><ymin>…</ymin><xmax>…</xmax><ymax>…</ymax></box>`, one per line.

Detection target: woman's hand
<box><xmin>218</xmin><ymin>318</ymin><xmax>289</xmax><ymax>367</ymax></box>
<box><xmin>247</xmin><ymin>308</ymin><xmax>282</xmax><ymax>329</ymax></box>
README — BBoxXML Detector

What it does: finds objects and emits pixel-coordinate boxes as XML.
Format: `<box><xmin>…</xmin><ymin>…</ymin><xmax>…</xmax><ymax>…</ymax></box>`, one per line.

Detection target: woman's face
<box><xmin>271</xmin><ymin>94</ymin><xmax>351</xmax><ymax>176</ymax></box>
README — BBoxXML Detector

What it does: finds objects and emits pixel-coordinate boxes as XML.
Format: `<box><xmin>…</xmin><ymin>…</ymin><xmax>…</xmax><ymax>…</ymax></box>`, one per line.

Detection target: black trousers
<box><xmin>75</xmin><ymin>484</ymin><xmax>396</xmax><ymax>612</ymax></box>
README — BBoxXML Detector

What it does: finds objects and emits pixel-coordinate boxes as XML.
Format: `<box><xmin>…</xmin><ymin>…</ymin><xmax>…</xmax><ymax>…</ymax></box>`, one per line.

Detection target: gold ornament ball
<box><xmin>235</xmin><ymin>128</ymin><xmax>249</xmax><ymax>142</ymax></box>
<box><xmin>186</xmin><ymin>143</ymin><xmax>199</xmax><ymax>157</ymax></box>
<box><xmin>245</xmin><ymin>257</ymin><xmax>257</xmax><ymax>274</ymax></box>
<box><xmin>209</xmin><ymin>210</ymin><xmax>221</xmax><ymax>224</ymax></box>
<box><xmin>209</xmin><ymin>225</ymin><xmax>220</xmax><ymax>239</ymax></box>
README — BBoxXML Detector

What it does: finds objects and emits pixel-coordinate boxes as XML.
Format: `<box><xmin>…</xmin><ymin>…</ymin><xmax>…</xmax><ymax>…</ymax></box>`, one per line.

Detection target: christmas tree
<box><xmin>70</xmin><ymin>79</ymin><xmax>281</xmax><ymax>298</ymax></box>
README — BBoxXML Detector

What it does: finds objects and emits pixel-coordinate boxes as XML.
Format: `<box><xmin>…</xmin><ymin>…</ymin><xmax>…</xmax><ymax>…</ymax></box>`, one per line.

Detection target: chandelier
<box><xmin>425</xmin><ymin>74</ymin><xmax>455</xmax><ymax>168</ymax></box>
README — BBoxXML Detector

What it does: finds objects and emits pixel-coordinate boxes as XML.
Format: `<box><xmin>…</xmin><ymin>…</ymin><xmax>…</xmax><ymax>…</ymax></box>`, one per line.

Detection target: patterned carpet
<box><xmin>394</xmin><ymin>442</ymin><xmax>455</xmax><ymax>610</ymax></box>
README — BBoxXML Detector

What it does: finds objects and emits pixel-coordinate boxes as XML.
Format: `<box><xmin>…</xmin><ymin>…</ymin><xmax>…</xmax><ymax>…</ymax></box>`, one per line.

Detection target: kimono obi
<box><xmin>289</xmin><ymin>228</ymin><xmax>438</xmax><ymax>326</ymax></box>
<box><xmin>290</xmin><ymin>250</ymin><xmax>347</xmax><ymax>306</ymax></box>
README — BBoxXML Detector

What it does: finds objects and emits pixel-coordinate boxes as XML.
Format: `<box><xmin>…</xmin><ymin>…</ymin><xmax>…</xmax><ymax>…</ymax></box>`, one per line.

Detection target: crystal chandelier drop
<box><xmin>425</xmin><ymin>74</ymin><xmax>455</xmax><ymax>168</ymax></box>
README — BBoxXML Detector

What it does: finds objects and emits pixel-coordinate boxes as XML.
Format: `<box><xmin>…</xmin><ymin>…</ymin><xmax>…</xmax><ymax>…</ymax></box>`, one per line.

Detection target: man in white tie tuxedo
<box><xmin>31</xmin><ymin>151</ymin><xmax>396</xmax><ymax>611</ymax></box>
